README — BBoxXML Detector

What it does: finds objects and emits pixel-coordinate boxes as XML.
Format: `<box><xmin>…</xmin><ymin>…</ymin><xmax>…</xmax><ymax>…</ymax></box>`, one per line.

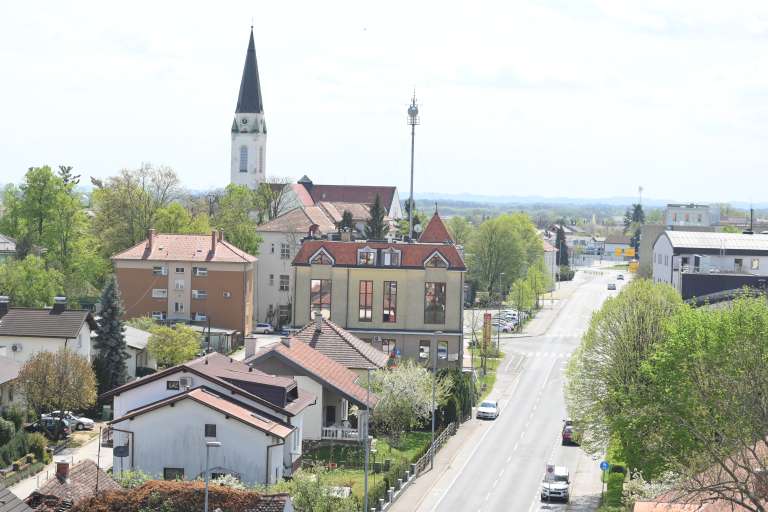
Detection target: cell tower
<box><xmin>407</xmin><ymin>91</ymin><xmax>420</xmax><ymax>240</ymax></box>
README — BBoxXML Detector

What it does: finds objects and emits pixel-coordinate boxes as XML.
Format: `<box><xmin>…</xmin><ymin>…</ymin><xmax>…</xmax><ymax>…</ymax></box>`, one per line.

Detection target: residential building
<box><xmin>230</xmin><ymin>28</ymin><xmax>267</xmax><ymax>189</ymax></box>
<box><xmin>0</xmin><ymin>234</ymin><xmax>17</xmax><ymax>262</ymax></box>
<box><xmin>0</xmin><ymin>296</ymin><xmax>97</xmax><ymax>364</ymax></box>
<box><xmin>542</xmin><ymin>240</ymin><xmax>557</xmax><ymax>291</ymax></box>
<box><xmin>639</xmin><ymin>224</ymin><xmax>714</xmax><ymax>275</ymax></box>
<box><xmin>101</xmin><ymin>352</ymin><xmax>315</xmax><ymax>485</ymax></box>
<box><xmin>664</xmin><ymin>203</ymin><xmax>719</xmax><ymax>227</ymax></box>
<box><xmin>603</xmin><ymin>234</ymin><xmax>632</xmax><ymax>260</ymax></box>
<box><xmin>245</xmin><ymin>328</ymin><xmax>379</xmax><ymax>442</ymax></box>
<box><xmin>290</xmin><ymin>213</ymin><xmax>466</xmax><ymax>369</ymax></box>
<box><xmin>652</xmin><ymin>231</ymin><xmax>768</xmax><ymax>299</ymax></box>
<box><xmin>25</xmin><ymin>460</ymin><xmax>121</xmax><ymax>511</ymax></box>
<box><xmin>123</xmin><ymin>326</ymin><xmax>157</xmax><ymax>380</ymax></box>
<box><xmin>0</xmin><ymin>354</ymin><xmax>23</xmax><ymax>413</ymax></box>
<box><xmin>112</xmin><ymin>230</ymin><xmax>256</xmax><ymax>336</ymax></box>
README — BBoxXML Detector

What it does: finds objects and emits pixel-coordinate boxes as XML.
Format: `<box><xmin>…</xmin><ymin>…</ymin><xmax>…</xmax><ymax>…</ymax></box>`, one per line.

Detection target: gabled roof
<box><xmin>26</xmin><ymin>460</ymin><xmax>120</xmax><ymax>509</ymax></box>
<box><xmin>0</xmin><ymin>308</ymin><xmax>96</xmax><ymax>339</ymax></box>
<box><xmin>235</xmin><ymin>28</ymin><xmax>263</xmax><ymax>114</ymax></box>
<box><xmin>123</xmin><ymin>325</ymin><xmax>150</xmax><ymax>351</ymax></box>
<box><xmin>246</xmin><ymin>338</ymin><xmax>378</xmax><ymax>408</ymax></box>
<box><xmin>317</xmin><ymin>202</ymin><xmax>372</xmax><ymax>223</ymax></box>
<box><xmin>110</xmin><ymin>386</ymin><xmax>294</xmax><ymax>439</ymax></box>
<box><xmin>292</xmin><ymin>318</ymin><xmax>389</xmax><ymax>370</ymax></box>
<box><xmin>112</xmin><ymin>233</ymin><xmax>256</xmax><ymax>263</ymax></box>
<box><xmin>419</xmin><ymin>212</ymin><xmax>453</xmax><ymax>243</ymax></box>
<box><xmin>306</xmin><ymin>185</ymin><xmax>397</xmax><ymax>211</ymax></box>
<box><xmin>542</xmin><ymin>239</ymin><xmax>557</xmax><ymax>253</ymax></box>
<box><xmin>293</xmin><ymin>240</ymin><xmax>466</xmax><ymax>270</ymax></box>
<box><xmin>256</xmin><ymin>206</ymin><xmax>337</xmax><ymax>234</ymax></box>
<box><xmin>0</xmin><ymin>487</ymin><xmax>32</xmax><ymax>512</ymax></box>
<box><xmin>0</xmin><ymin>355</ymin><xmax>22</xmax><ymax>385</ymax></box>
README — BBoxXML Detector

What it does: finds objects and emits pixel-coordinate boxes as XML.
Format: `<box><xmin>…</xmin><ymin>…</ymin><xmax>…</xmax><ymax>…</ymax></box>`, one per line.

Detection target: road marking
<box><xmin>499</xmin><ymin>468</ymin><xmax>505</xmax><ymax>478</ymax></box>
<box><xmin>513</xmin><ymin>443</ymin><xmax>518</xmax><ymax>451</ymax></box>
<box><xmin>492</xmin><ymin>478</ymin><xmax>499</xmax><ymax>489</ymax></box>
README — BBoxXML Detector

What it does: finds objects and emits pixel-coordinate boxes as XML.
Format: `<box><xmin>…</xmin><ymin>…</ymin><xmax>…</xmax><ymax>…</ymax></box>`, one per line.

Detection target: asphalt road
<box><xmin>425</xmin><ymin>269</ymin><xmax>625</xmax><ymax>512</ymax></box>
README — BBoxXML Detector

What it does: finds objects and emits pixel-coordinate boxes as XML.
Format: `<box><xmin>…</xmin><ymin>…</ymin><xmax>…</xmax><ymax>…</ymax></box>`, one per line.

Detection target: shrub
<box><xmin>557</xmin><ymin>266</ymin><xmax>575</xmax><ymax>281</ymax></box>
<box><xmin>0</xmin><ymin>431</ymin><xmax>29</xmax><ymax>466</ymax></box>
<box><xmin>27</xmin><ymin>432</ymin><xmax>47</xmax><ymax>461</ymax></box>
<box><xmin>0</xmin><ymin>418</ymin><xmax>15</xmax><ymax>444</ymax></box>
<box><xmin>135</xmin><ymin>366</ymin><xmax>157</xmax><ymax>378</ymax></box>
<box><xmin>113</xmin><ymin>469</ymin><xmax>153</xmax><ymax>489</ymax></box>
<box><xmin>1</xmin><ymin>406</ymin><xmax>25</xmax><ymax>431</ymax></box>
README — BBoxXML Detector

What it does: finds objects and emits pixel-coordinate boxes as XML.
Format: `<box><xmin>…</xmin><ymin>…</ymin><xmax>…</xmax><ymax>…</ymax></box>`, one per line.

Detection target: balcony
<box><xmin>321</xmin><ymin>425</ymin><xmax>362</xmax><ymax>442</ymax></box>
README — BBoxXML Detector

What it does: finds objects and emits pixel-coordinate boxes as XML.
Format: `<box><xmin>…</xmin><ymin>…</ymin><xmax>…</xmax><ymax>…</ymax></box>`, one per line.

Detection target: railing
<box><xmin>321</xmin><ymin>426</ymin><xmax>360</xmax><ymax>441</ymax></box>
<box><xmin>413</xmin><ymin>422</ymin><xmax>457</xmax><ymax>475</ymax></box>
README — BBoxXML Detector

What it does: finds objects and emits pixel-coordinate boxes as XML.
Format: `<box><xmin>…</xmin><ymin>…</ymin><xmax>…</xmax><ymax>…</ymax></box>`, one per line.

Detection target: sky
<box><xmin>1</xmin><ymin>1</ymin><xmax>768</xmax><ymax>202</ymax></box>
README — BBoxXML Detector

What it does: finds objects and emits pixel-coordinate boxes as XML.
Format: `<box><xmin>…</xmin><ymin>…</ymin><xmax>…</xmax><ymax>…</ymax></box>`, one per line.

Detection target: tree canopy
<box><xmin>212</xmin><ymin>184</ymin><xmax>261</xmax><ymax>255</ymax></box>
<box><xmin>0</xmin><ymin>255</ymin><xmax>63</xmax><ymax>307</ymax></box>
<box><xmin>148</xmin><ymin>324</ymin><xmax>201</xmax><ymax>368</ymax></box>
<box><xmin>364</xmin><ymin>194</ymin><xmax>387</xmax><ymax>240</ymax></box>
<box><xmin>18</xmin><ymin>348</ymin><xmax>97</xmax><ymax>415</ymax></box>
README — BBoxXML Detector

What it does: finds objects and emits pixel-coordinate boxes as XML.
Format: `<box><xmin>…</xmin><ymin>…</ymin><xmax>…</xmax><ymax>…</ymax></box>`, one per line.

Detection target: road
<box><xmin>409</xmin><ymin>268</ymin><xmax>627</xmax><ymax>512</ymax></box>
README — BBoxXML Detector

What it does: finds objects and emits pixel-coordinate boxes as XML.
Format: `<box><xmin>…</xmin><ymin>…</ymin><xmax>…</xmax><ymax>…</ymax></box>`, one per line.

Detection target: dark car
<box><xmin>562</xmin><ymin>419</ymin><xmax>579</xmax><ymax>445</ymax></box>
<box><xmin>25</xmin><ymin>417</ymin><xmax>71</xmax><ymax>440</ymax></box>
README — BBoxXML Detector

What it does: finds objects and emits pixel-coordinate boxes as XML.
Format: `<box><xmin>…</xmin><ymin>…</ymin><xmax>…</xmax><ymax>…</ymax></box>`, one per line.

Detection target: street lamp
<box><xmin>431</xmin><ymin>330</ymin><xmax>444</xmax><ymax>470</ymax></box>
<box><xmin>204</xmin><ymin>440</ymin><xmax>222</xmax><ymax>512</ymax></box>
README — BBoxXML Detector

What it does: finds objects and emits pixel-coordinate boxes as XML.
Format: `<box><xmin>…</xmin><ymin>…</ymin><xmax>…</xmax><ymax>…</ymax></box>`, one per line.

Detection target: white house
<box><xmin>664</xmin><ymin>203</ymin><xmax>719</xmax><ymax>227</ymax></box>
<box><xmin>0</xmin><ymin>296</ymin><xmax>97</xmax><ymax>364</ymax></box>
<box><xmin>101</xmin><ymin>352</ymin><xmax>315</xmax><ymax>486</ymax></box>
<box><xmin>542</xmin><ymin>239</ymin><xmax>557</xmax><ymax>291</ymax></box>
<box><xmin>0</xmin><ymin>353</ymin><xmax>23</xmax><ymax>413</ymax></box>
<box><xmin>123</xmin><ymin>326</ymin><xmax>157</xmax><ymax>380</ymax></box>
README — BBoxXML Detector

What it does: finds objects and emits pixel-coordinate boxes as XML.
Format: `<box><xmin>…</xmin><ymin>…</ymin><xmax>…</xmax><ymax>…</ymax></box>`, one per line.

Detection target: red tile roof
<box><xmin>293</xmin><ymin>240</ymin><xmax>466</xmax><ymax>270</ymax></box>
<box><xmin>305</xmin><ymin>185</ymin><xmax>397</xmax><ymax>211</ymax></box>
<box><xmin>26</xmin><ymin>460</ymin><xmax>121</xmax><ymax>509</ymax></box>
<box><xmin>247</xmin><ymin>338</ymin><xmax>378</xmax><ymax>408</ymax></box>
<box><xmin>542</xmin><ymin>239</ymin><xmax>557</xmax><ymax>252</ymax></box>
<box><xmin>292</xmin><ymin>318</ymin><xmax>389</xmax><ymax>370</ymax></box>
<box><xmin>112</xmin><ymin>233</ymin><xmax>256</xmax><ymax>263</ymax></box>
<box><xmin>419</xmin><ymin>212</ymin><xmax>453</xmax><ymax>243</ymax></box>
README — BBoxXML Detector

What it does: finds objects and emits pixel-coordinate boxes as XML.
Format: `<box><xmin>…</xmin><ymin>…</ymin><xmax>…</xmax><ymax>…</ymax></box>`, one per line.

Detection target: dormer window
<box><xmin>382</xmin><ymin>249</ymin><xmax>401</xmax><ymax>266</ymax></box>
<box><xmin>358</xmin><ymin>248</ymin><xmax>376</xmax><ymax>266</ymax></box>
<box><xmin>425</xmin><ymin>251</ymin><xmax>449</xmax><ymax>268</ymax></box>
<box><xmin>310</xmin><ymin>248</ymin><xmax>334</xmax><ymax>265</ymax></box>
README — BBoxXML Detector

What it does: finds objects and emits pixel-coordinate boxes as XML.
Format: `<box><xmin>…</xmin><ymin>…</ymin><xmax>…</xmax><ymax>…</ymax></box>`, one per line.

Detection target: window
<box><xmin>383</xmin><ymin>281</ymin><xmax>397</xmax><ymax>322</ymax></box>
<box><xmin>223</xmin><ymin>291</ymin><xmax>232</xmax><ymax>299</ymax></box>
<box><xmin>175</xmin><ymin>267</ymin><xmax>184</xmax><ymax>274</ymax></box>
<box><xmin>269</xmin><ymin>274</ymin><xmax>274</xmax><ymax>286</ymax></box>
<box><xmin>270</xmin><ymin>243</ymin><xmax>275</xmax><ymax>254</ymax></box>
<box><xmin>358</xmin><ymin>249</ymin><xmax>376</xmax><ymax>266</ymax></box>
<box><xmin>152</xmin><ymin>288</ymin><xmax>168</xmax><ymax>298</ymax></box>
<box><xmin>358</xmin><ymin>281</ymin><xmax>373</xmax><ymax>321</ymax></box>
<box><xmin>382</xmin><ymin>250</ymin><xmax>400</xmax><ymax>266</ymax></box>
<box><xmin>684</xmin><ymin>213</ymin><xmax>690</xmax><ymax>222</ymax></box>
<box><xmin>735</xmin><ymin>258</ymin><xmax>744</xmax><ymax>272</ymax></box>
<box><xmin>193</xmin><ymin>267</ymin><xmax>208</xmax><ymax>277</ymax></box>
<box><xmin>310</xmin><ymin>250</ymin><xmax>333</xmax><ymax>265</ymax></box>
<box><xmin>174</xmin><ymin>279</ymin><xmax>184</xmax><ymax>290</ymax></box>
<box><xmin>166</xmin><ymin>380</ymin><xmax>180</xmax><ymax>390</ymax></box>
<box><xmin>152</xmin><ymin>311</ymin><xmax>167</xmax><ymax>320</ymax></box>
<box><xmin>752</xmin><ymin>259</ymin><xmax>760</xmax><ymax>270</ymax></box>
<box><xmin>164</xmin><ymin>468</ymin><xmax>184</xmax><ymax>480</ymax></box>
<box><xmin>424</xmin><ymin>282</ymin><xmax>446</xmax><ymax>324</ymax></box>
<box><xmin>278</xmin><ymin>304</ymin><xmax>291</xmax><ymax>324</ymax></box>
<box><xmin>697</xmin><ymin>214</ymin><xmax>703</xmax><ymax>223</ymax></box>
<box><xmin>280</xmin><ymin>243</ymin><xmax>290</xmax><ymax>260</ymax></box>
<box><xmin>381</xmin><ymin>339</ymin><xmax>395</xmax><ymax>356</ymax></box>
<box><xmin>192</xmin><ymin>290</ymin><xmax>208</xmax><ymax>299</ymax></box>
<box><xmin>153</xmin><ymin>266</ymin><xmax>167</xmax><ymax>276</ymax></box>
<box><xmin>204</xmin><ymin>424</ymin><xmax>217</xmax><ymax>438</ymax></box>
<box><xmin>681</xmin><ymin>256</ymin><xmax>690</xmax><ymax>271</ymax></box>
<box><xmin>239</xmin><ymin>146</ymin><xmax>248</xmax><ymax>172</ymax></box>
<box><xmin>259</xmin><ymin>146</ymin><xmax>265</xmax><ymax>174</ymax></box>
<box><xmin>425</xmin><ymin>253</ymin><xmax>449</xmax><ymax>268</ymax></box>
<box><xmin>672</xmin><ymin>213</ymin><xmax>678</xmax><ymax>222</ymax></box>
<box><xmin>438</xmin><ymin>341</ymin><xmax>448</xmax><ymax>360</ymax></box>
<box><xmin>419</xmin><ymin>340</ymin><xmax>430</xmax><ymax>359</ymax></box>
<box><xmin>279</xmin><ymin>275</ymin><xmax>290</xmax><ymax>291</ymax></box>
<box><xmin>174</xmin><ymin>302</ymin><xmax>184</xmax><ymax>313</ymax></box>
<box><xmin>310</xmin><ymin>279</ymin><xmax>332</xmax><ymax>320</ymax></box>
<box><xmin>194</xmin><ymin>312</ymin><xmax>207</xmax><ymax>321</ymax></box>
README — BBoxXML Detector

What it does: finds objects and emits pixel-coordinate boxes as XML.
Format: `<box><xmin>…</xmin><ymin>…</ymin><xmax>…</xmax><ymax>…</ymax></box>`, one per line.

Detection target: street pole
<box><xmin>364</xmin><ymin>369</ymin><xmax>370</xmax><ymax>511</ymax></box>
<box><xmin>497</xmin><ymin>273</ymin><xmax>504</xmax><ymax>351</ymax></box>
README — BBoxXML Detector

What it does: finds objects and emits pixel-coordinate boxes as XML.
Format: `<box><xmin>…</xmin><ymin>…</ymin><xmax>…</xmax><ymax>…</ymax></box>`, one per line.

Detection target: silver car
<box><xmin>476</xmin><ymin>400</ymin><xmax>500</xmax><ymax>420</ymax></box>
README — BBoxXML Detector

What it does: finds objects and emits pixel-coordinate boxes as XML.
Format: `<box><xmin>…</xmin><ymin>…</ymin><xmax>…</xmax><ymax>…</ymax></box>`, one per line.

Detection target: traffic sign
<box><xmin>600</xmin><ymin>460</ymin><xmax>609</xmax><ymax>471</ymax></box>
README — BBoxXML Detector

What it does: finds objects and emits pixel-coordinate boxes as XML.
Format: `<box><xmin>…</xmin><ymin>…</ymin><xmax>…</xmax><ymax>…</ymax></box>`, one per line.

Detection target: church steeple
<box><xmin>235</xmin><ymin>27</ymin><xmax>264</xmax><ymax>114</ymax></box>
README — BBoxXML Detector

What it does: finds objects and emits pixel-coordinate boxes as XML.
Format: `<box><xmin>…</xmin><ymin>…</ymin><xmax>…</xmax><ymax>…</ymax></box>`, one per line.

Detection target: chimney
<box><xmin>211</xmin><ymin>230</ymin><xmax>217</xmax><ymax>254</ymax></box>
<box><xmin>314</xmin><ymin>311</ymin><xmax>323</xmax><ymax>333</ymax></box>
<box><xmin>245</xmin><ymin>338</ymin><xmax>258</xmax><ymax>359</ymax></box>
<box><xmin>56</xmin><ymin>461</ymin><xmax>70</xmax><ymax>482</ymax></box>
<box><xmin>281</xmin><ymin>336</ymin><xmax>291</xmax><ymax>348</ymax></box>
<box><xmin>0</xmin><ymin>296</ymin><xmax>8</xmax><ymax>316</ymax></box>
<box><xmin>218</xmin><ymin>229</ymin><xmax>225</xmax><ymax>242</ymax></box>
<box><xmin>147</xmin><ymin>228</ymin><xmax>156</xmax><ymax>250</ymax></box>
<box><xmin>341</xmin><ymin>228</ymin><xmax>352</xmax><ymax>242</ymax></box>
<box><xmin>309</xmin><ymin>224</ymin><xmax>319</xmax><ymax>238</ymax></box>
<box><xmin>53</xmin><ymin>296</ymin><xmax>67</xmax><ymax>313</ymax></box>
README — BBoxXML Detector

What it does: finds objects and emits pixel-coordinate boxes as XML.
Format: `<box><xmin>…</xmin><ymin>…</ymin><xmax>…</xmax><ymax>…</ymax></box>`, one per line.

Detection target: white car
<box><xmin>541</xmin><ymin>466</ymin><xmax>570</xmax><ymax>502</ymax></box>
<box><xmin>42</xmin><ymin>411</ymin><xmax>94</xmax><ymax>431</ymax></box>
<box><xmin>476</xmin><ymin>400</ymin><xmax>500</xmax><ymax>420</ymax></box>
<box><xmin>252</xmin><ymin>323</ymin><xmax>274</xmax><ymax>334</ymax></box>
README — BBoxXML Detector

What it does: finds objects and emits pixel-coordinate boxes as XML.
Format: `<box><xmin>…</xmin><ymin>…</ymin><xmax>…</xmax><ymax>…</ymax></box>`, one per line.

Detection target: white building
<box><xmin>664</xmin><ymin>203</ymin><xmax>720</xmax><ymax>227</ymax></box>
<box><xmin>542</xmin><ymin>239</ymin><xmax>557</xmax><ymax>291</ymax></box>
<box><xmin>0</xmin><ymin>296</ymin><xmax>97</xmax><ymax>364</ymax></box>
<box><xmin>0</xmin><ymin>354</ymin><xmax>23</xmax><ymax>413</ymax></box>
<box><xmin>123</xmin><ymin>326</ymin><xmax>157</xmax><ymax>380</ymax></box>
<box><xmin>230</xmin><ymin>28</ymin><xmax>267</xmax><ymax>189</ymax></box>
<box><xmin>102</xmin><ymin>352</ymin><xmax>315</xmax><ymax>485</ymax></box>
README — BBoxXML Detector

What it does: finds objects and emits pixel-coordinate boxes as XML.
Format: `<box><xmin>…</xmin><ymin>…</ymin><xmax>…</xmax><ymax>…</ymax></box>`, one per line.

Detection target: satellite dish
<box><xmin>414</xmin><ymin>224</ymin><xmax>423</xmax><ymax>233</ymax></box>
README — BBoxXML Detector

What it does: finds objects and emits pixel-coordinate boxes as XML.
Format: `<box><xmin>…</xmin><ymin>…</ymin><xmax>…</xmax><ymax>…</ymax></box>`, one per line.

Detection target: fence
<box><xmin>413</xmin><ymin>422</ymin><xmax>457</xmax><ymax>476</ymax></box>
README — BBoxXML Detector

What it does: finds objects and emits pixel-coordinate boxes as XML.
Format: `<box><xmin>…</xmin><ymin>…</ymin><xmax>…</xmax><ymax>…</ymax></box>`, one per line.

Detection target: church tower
<box><xmin>230</xmin><ymin>27</ymin><xmax>266</xmax><ymax>189</ymax></box>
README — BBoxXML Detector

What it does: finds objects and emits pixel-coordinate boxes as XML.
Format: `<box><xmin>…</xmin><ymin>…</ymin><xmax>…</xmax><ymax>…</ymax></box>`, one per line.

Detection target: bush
<box><xmin>0</xmin><ymin>418</ymin><xmax>15</xmax><ymax>444</ymax></box>
<box><xmin>27</xmin><ymin>433</ymin><xmax>47</xmax><ymax>461</ymax></box>
<box><xmin>114</xmin><ymin>469</ymin><xmax>153</xmax><ymax>489</ymax></box>
<box><xmin>135</xmin><ymin>366</ymin><xmax>156</xmax><ymax>378</ymax></box>
<box><xmin>0</xmin><ymin>431</ymin><xmax>29</xmax><ymax>466</ymax></box>
<box><xmin>604</xmin><ymin>471</ymin><xmax>625</xmax><ymax>507</ymax></box>
<box><xmin>2</xmin><ymin>406</ymin><xmax>26</xmax><ymax>431</ymax></box>
<box><xmin>557</xmin><ymin>266</ymin><xmax>575</xmax><ymax>281</ymax></box>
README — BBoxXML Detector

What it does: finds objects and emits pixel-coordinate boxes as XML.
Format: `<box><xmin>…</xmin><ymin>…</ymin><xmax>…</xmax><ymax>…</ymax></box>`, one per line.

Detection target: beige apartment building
<box><xmin>113</xmin><ymin>230</ymin><xmax>256</xmax><ymax>335</ymax></box>
<box><xmin>290</xmin><ymin>214</ymin><xmax>466</xmax><ymax>369</ymax></box>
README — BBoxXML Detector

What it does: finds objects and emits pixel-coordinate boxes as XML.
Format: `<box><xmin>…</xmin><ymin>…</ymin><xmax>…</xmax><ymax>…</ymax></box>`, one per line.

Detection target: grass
<box><xmin>609</xmin><ymin>263</ymin><xmax>629</xmax><ymax>270</ymax></box>
<box><xmin>468</xmin><ymin>347</ymin><xmax>502</xmax><ymax>401</ymax></box>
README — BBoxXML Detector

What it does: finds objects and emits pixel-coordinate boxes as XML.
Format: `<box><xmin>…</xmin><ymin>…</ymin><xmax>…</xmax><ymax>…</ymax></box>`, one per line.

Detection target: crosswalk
<box><xmin>516</xmin><ymin>351</ymin><xmax>572</xmax><ymax>359</ymax></box>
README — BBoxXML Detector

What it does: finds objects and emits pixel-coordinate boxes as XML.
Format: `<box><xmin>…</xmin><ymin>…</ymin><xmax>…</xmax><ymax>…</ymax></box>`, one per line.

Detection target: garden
<box><xmin>0</xmin><ymin>406</ymin><xmax>51</xmax><ymax>488</ymax></box>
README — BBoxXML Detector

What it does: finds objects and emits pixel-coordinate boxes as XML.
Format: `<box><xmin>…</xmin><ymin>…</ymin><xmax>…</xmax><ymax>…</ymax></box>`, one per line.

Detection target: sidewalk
<box><xmin>9</xmin><ymin>433</ymin><xmax>113</xmax><ymax>499</ymax></box>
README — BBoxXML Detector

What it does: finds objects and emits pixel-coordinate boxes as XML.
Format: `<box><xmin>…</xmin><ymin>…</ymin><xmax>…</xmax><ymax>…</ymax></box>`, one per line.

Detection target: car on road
<box><xmin>562</xmin><ymin>424</ymin><xmax>576</xmax><ymax>445</ymax></box>
<box><xmin>42</xmin><ymin>410</ymin><xmax>94</xmax><ymax>431</ymax></box>
<box><xmin>490</xmin><ymin>320</ymin><xmax>514</xmax><ymax>333</ymax></box>
<box><xmin>607</xmin><ymin>282</ymin><xmax>616</xmax><ymax>290</ymax></box>
<box><xmin>252</xmin><ymin>323</ymin><xmax>274</xmax><ymax>334</ymax></box>
<box><xmin>25</xmin><ymin>418</ymin><xmax>72</xmax><ymax>440</ymax></box>
<box><xmin>476</xmin><ymin>400</ymin><xmax>500</xmax><ymax>420</ymax></box>
<box><xmin>617</xmin><ymin>274</ymin><xmax>624</xmax><ymax>280</ymax></box>
<box><xmin>541</xmin><ymin>466</ymin><xmax>570</xmax><ymax>502</ymax></box>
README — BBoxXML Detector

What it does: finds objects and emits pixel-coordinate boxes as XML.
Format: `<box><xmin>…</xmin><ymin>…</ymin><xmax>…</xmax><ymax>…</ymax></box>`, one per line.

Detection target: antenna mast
<box><xmin>407</xmin><ymin>91</ymin><xmax>420</xmax><ymax>241</ymax></box>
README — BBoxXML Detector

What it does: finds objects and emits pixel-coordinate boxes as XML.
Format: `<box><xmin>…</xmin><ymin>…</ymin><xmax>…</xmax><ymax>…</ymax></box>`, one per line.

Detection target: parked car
<box><xmin>607</xmin><ymin>282</ymin><xmax>616</xmax><ymax>290</ymax></box>
<box><xmin>562</xmin><ymin>425</ymin><xmax>575</xmax><ymax>445</ymax></box>
<box><xmin>42</xmin><ymin>410</ymin><xmax>94</xmax><ymax>431</ymax></box>
<box><xmin>541</xmin><ymin>466</ymin><xmax>570</xmax><ymax>502</ymax></box>
<box><xmin>476</xmin><ymin>400</ymin><xmax>500</xmax><ymax>420</ymax></box>
<box><xmin>617</xmin><ymin>274</ymin><xmax>624</xmax><ymax>280</ymax></box>
<box><xmin>25</xmin><ymin>418</ymin><xmax>71</xmax><ymax>440</ymax></box>
<box><xmin>252</xmin><ymin>323</ymin><xmax>275</xmax><ymax>334</ymax></box>
<box><xmin>490</xmin><ymin>320</ymin><xmax>514</xmax><ymax>333</ymax></box>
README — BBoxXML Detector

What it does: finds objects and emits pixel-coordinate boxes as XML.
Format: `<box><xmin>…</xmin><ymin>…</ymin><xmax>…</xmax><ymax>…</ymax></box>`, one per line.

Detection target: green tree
<box><xmin>213</xmin><ymin>184</ymin><xmax>261</xmax><ymax>255</ymax></box>
<box><xmin>254</xmin><ymin>177</ymin><xmax>292</xmax><ymax>223</ymax></box>
<box><xmin>92</xmin><ymin>275</ymin><xmax>130</xmax><ymax>393</ymax></box>
<box><xmin>364</xmin><ymin>194</ymin><xmax>387</xmax><ymax>239</ymax></box>
<box><xmin>0</xmin><ymin>255</ymin><xmax>63</xmax><ymax>307</ymax></box>
<box><xmin>446</xmin><ymin>216</ymin><xmax>473</xmax><ymax>246</ymax></box>
<box><xmin>154</xmin><ymin>202</ymin><xmax>211</xmax><ymax>234</ymax></box>
<box><xmin>148</xmin><ymin>324</ymin><xmax>201</xmax><ymax>368</ymax></box>
<box><xmin>555</xmin><ymin>225</ymin><xmax>569</xmax><ymax>267</ymax></box>
<box><xmin>509</xmin><ymin>278</ymin><xmax>534</xmax><ymax>312</ymax></box>
<box><xmin>19</xmin><ymin>166</ymin><xmax>59</xmax><ymax>244</ymax></box>
<box><xmin>337</xmin><ymin>210</ymin><xmax>354</xmax><ymax>233</ymax></box>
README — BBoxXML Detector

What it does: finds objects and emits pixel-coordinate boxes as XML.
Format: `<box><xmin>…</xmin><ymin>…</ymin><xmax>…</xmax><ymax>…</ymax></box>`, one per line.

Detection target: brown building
<box><xmin>112</xmin><ymin>230</ymin><xmax>256</xmax><ymax>335</ymax></box>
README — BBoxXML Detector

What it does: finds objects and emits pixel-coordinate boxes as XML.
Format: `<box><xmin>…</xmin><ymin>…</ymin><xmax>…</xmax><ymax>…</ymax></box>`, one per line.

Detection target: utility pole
<box><xmin>407</xmin><ymin>92</ymin><xmax>420</xmax><ymax>240</ymax></box>
<box><xmin>364</xmin><ymin>369</ymin><xmax>370</xmax><ymax>511</ymax></box>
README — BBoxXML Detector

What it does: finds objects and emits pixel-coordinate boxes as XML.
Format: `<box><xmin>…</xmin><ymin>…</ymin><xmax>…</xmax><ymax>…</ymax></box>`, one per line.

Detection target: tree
<box><xmin>92</xmin><ymin>276</ymin><xmax>129</xmax><ymax>393</ymax></box>
<box><xmin>147</xmin><ymin>324</ymin><xmax>201</xmax><ymax>368</ymax></box>
<box><xmin>19</xmin><ymin>166</ymin><xmax>59</xmax><ymax>244</ymax></box>
<box><xmin>154</xmin><ymin>202</ymin><xmax>211</xmax><ymax>234</ymax></box>
<box><xmin>370</xmin><ymin>360</ymin><xmax>450</xmax><ymax>445</ymax></box>
<box><xmin>364</xmin><ymin>194</ymin><xmax>386</xmax><ymax>240</ymax></box>
<box><xmin>446</xmin><ymin>216</ymin><xmax>473</xmax><ymax>246</ymax></box>
<box><xmin>18</xmin><ymin>349</ymin><xmax>97</xmax><ymax>417</ymax></box>
<box><xmin>565</xmin><ymin>279</ymin><xmax>683</xmax><ymax>473</ymax></box>
<box><xmin>213</xmin><ymin>184</ymin><xmax>261</xmax><ymax>255</ymax></box>
<box><xmin>399</xmin><ymin>198</ymin><xmax>424</xmax><ymax>238</ymax></box>
<box><xmin>0</xmin><ymin>255</ymin><xmax>63</xmax><ymax>307</ymax></box>
<box><xmin>555</xmin><ymin>225</ymin><xmax>569</xmax><ymax>267</ymax></box>
<box><xmin>337</xmin><ymin>210</ymin><xmax>354</xmax><ymax>233</ymax></box>
<box><xmin>254</xmin><ymin>176</ymin><xmax>292</xmax><ymax>222</ymax></box>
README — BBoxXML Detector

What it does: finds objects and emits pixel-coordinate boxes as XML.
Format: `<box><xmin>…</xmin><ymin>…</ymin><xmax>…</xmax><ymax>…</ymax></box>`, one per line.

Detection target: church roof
<box><xmin>419</xmin><ymin>211</ymin><xmax>453</xmax><ymax>243</ymax></box>
<box><xmin>235</xmin><ymin>28</ymin><xmax>264</xmax><ymax>114</ymax></box>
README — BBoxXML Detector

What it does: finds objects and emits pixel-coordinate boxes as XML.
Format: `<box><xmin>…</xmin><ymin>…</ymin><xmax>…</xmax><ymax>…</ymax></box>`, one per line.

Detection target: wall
<box><xmin>651</xmin><ymin>234</ymin><xmax>674</xmax><ymax>285</ymax></box>
<box><xmin>0</xmin><ymin>324</ymin><xmax>92</xmax><ymax>364</ymax></box>
<box><xmin>254</xmin><ymin>231</ymin><xmax>301</xmax><ymax>326</ymax></box>
<box><xmin>681</xmin><ymin>273</ymin><xmax>768</xmax><ymax>301</ymax></box>
<box><xmin>230</xmin><ymin>112</ymin><xmax>266</xmax><ymax>190</ymax></box>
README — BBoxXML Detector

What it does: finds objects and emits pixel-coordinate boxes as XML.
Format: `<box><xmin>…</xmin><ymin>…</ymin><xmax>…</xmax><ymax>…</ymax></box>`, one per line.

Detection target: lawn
<box><xmin>468</xmin><ymin>347</ymin><xmax>502</xmax><ymax>401</ymax></box>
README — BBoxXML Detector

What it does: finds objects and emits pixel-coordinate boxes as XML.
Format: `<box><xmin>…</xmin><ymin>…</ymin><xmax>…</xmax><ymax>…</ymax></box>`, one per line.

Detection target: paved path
<box><xmin>392</xmin><ymin>268</ymin><xmax>628</xmax><ymax>512</ymax></box>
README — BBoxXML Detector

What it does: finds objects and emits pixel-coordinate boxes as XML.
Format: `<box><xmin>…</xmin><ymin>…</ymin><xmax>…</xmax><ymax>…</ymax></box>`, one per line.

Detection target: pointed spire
<box><xmin>235</xmin><ymin>27</ymin><xmax>264</xmax><ymax>114</ymax></box>
<box><xmin>419</xmin><ymin>211</ymin><xmax>453</xmax><ymax>243</ymax></box>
